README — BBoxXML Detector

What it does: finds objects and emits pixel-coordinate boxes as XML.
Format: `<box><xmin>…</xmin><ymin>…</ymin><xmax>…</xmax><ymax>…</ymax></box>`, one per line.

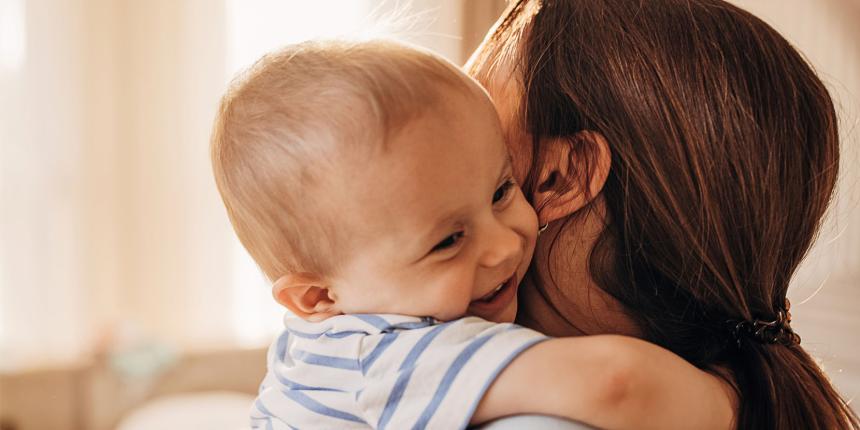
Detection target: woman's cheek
<box><xmin>499</xmin><ymin>113</ymin><xmax>533</xmax><ymax>185</ymax></box>
<box><xmin>488</xmin><ymin>76</ymin><xmax>533</xmax><ymax>185</ymax></box>
<box><xmin>509</xmin><ymin>136</ymin><xmax>533</xmax><ymax>185</ymax></box>
<box><xmin>512</xmin><ymin>189</ymin><xmax>539</xmax><ymax>261</ymax></box>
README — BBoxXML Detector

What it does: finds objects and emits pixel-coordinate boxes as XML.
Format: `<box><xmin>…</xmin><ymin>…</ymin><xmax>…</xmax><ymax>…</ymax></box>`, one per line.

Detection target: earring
<box><xmin>538</xmin><ymin>223</ymin><xmax>549</xmax><ymax>235</ymax></box>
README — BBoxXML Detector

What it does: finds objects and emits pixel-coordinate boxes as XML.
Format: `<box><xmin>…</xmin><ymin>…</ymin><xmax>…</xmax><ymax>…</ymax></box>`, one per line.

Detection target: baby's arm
<box><xmin>470</xmin><ymin>335</ymin><xmax>735</xmax><ymax>430</ymax></box>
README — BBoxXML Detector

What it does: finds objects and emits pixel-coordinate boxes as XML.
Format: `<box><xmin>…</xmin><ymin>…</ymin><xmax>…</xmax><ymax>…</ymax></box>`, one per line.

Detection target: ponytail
<box><xmin>732</xmin><ymin>342</ymin><xmax>857</xmax><ymax>428</ymax></box>
<box><xmin>722</xmin><ymin>298</ymin><xmax>854</xmax><ymax>427</ymax></box>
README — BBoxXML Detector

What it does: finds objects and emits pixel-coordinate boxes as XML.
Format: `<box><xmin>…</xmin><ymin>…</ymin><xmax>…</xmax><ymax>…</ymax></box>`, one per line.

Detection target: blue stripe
<box><xmin>377</xmin><ymin>324</ymin><xmax>448</xmax><ymax>429</ymax></box>
<box><xmin>287</xmin><ymin>328</ymin><xmax>367</xmax><ymax>339</ymax></box>
<box><xmin>412</xmin><ymin>333</ymin><xmax>496</xmax><ymax>429</ymax></box>
<box><xmin>360</xmin><ymin>332</ymin><xmax>398</xmax><ymax>373</ymax></box>
<box><xmin>400</xmin><ymin>323</ymin><xmax>449</xmax><ymax>372</ymax></box>
<box><xmin>251</xmin><ymin>415</ymin><xmax>297</xmax><ymax>430</ymax></box>
<box><xmin>286</xmin><ymin>329</ymin><xmax>329</xmax><ymax>339</ymax></box>
<box><xmin>353</xmin><ymin>314</ymin><xmax>391</xmax><ymax>330</ymax></box>
<box><xmin>281</xmin><ymin>389</ymin><xmax>367</xmax><ymax>424</ymax></box>
<box><xmin>275</xmin><ymin>330</ymin><xmax>290</xmax><ymax>360</ymax></box>
<box><xmin>272</xmin><ymin>368</ymin><xmax>345</xmax><ymax>392</ymax></box>
<box><xmin>270</xmin><ymin>327</ymin><xmax>349</xmax><ymax>391</ymax></box>
<box><xmin>390</xmin><ymin>320</ymin><xmax>434</xmax><ymax>331</ymax></box>
<box><xmin>249</xmin><ymin>416</ymin><xmax>268</xmax><ymax>429</ymax></box>
<box><xmin>325</xmin><ymin>330</ymin><xmax>367</xmax><ymax>339</ymax></box>
<box><xmin>254</xmin><ymin>398</ymin><xmax>276</xmax><ymax>418</ymax></box>
<box><xmin>264</xmin><ymin>331</ymin><xmax>291</xmax><ymax>397</ymax></box>
<box><xmin>293</xmin><ymin>349</ymin><xmax>361</xmax><ymax>371</ymax></box>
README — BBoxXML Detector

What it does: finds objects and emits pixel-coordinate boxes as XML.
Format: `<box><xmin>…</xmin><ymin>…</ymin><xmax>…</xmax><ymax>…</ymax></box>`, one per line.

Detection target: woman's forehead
<box><xmin>473</xmin><ymin>60</ymin><xmax>532</xmax><ymax>186</ymax></box>
<box><xmin>466</xmin><ymin>4</ymin><xmax>534</xmax><ymax>182</ymax></box>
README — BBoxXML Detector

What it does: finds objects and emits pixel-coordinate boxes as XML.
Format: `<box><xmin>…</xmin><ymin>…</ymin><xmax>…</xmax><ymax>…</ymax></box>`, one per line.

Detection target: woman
<box><xmin>467</xmin><ymin>0</ymin><xmax>859</xmax><ymax>428</ymax></box>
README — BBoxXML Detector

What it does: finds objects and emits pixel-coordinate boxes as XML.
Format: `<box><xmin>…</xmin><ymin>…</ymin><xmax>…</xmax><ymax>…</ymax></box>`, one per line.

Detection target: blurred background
<box><xmin>0</xmin><ymin>1</ymin><xmax>857</xmax><ymax>429</ymax></box>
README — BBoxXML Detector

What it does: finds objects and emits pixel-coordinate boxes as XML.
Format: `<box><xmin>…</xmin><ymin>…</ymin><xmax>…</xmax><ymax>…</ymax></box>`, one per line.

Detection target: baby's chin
<box><xmin>471</xmin><ymin>300</ymin><xmax>517</xmax><ymax>324</ymax></box>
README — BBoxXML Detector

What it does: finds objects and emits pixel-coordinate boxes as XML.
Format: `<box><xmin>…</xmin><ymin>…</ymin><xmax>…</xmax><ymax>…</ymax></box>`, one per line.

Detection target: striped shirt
<box><xmin>251</xmin><ymin>314</ymin><xmax>548</xmax><ymax>430</ymax></box>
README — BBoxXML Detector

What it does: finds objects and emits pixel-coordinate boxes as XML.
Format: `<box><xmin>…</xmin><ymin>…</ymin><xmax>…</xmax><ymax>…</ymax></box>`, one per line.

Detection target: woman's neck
<box><xmin>517</xmin><ymin>199</ymin><xmax>641</xmax><ymax>338</ymax></box>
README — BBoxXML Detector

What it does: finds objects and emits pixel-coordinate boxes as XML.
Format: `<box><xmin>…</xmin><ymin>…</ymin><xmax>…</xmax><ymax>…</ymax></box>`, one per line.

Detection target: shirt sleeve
<box><xmin>251</xmin><ymin>327</ymin><xmax>371</xmax><ymax>430</ymax></box>
<box><xmin>356</xmin><ymin>317</ymin><xmax>548</xmax><ymax>430</ymax></box>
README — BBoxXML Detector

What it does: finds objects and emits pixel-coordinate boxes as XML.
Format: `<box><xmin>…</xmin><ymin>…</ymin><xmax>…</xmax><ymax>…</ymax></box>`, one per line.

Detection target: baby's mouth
<box><xmin>474</xmin><ymin>275</ymin><xmax>515</xmax><ymax>303</ymax></box>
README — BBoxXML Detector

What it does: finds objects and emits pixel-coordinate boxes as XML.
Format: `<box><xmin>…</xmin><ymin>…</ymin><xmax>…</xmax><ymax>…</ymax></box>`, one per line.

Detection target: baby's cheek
<box><xmin>428</xmin><ymin>271</ymin><xmax>476</xmax><ymax>321</ymax></box>
<box><xmin>340</xmin><ymin>285</ymin><xmax>396</xmax><ymax>314</ymax></box>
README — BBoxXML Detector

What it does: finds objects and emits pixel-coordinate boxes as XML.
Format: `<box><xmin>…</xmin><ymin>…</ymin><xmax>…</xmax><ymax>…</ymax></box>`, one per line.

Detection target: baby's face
<box><xmin>328</xmin><ymin>89</ymin><xmax>538</xmax><ymax>323</ymax></box>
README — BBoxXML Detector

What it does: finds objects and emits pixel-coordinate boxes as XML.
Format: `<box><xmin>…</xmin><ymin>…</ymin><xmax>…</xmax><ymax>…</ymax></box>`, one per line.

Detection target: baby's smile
<box><xmin>323</xmin><ymin>84</ymin><xmax>538</xmax><ymax>324</ymax></box>
<box><xmin>467</xmin><ymin>274</ymin><xmax>519</xmax><ymax>321</ymax></box>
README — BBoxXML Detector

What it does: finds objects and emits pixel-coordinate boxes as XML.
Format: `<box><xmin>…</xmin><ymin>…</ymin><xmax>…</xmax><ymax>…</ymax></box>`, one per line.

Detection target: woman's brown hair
<box><xmin>469</xmin><ymin>0</ymin><xmax>859</xmax><ymax>428</ymax></box>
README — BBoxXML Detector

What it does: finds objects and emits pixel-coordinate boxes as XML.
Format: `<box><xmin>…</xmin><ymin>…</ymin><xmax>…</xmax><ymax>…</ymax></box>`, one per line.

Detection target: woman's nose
<box><xmin>478</xmin><ymin>222</ymin><xmax>522</xmax><ymax>269</ymax></box>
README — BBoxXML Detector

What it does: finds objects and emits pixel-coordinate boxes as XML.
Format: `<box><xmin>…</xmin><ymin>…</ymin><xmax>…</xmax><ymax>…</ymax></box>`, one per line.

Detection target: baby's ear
<box><xmin>272</xmin><ymin>273</ymin><xmax>341</xmax><ymax>322</ymax></box>
<box><xmin>532</xmin><ymin>131</ymin><xmax>611</xmax><ymax>225</ymax></box>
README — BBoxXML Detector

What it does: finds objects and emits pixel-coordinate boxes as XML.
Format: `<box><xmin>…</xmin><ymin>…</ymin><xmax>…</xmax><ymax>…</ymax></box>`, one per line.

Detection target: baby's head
<box><xmin>212</xmin><ymin>40</ymin><xmax>537</xmax><ymax>323</ymax></box>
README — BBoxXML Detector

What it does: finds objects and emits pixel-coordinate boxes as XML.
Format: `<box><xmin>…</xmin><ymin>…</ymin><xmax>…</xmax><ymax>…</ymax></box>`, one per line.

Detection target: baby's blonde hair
<box><xmin>211</xmin><ymin>39</ymin><xmax>476</xmax><ymax>281</ymax></box>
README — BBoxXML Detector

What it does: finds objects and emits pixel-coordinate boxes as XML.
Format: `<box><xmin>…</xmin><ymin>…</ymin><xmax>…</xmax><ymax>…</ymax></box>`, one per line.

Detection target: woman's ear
<box><xmin>533</xmin><ymin>131</ymin><xmax>611</xmax><ymax>225</ymax></box>
<box><xmin>272</xmin><ymin>273</ymin><xmax>341</xmax><ymax>322</ymax></box>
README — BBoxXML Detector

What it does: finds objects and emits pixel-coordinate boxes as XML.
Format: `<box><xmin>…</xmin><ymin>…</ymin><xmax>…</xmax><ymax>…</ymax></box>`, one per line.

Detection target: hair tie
<box><xmin>728</xmin><ymin>299</ymin><xmax>801</xmax><ymax>347</ymax></box>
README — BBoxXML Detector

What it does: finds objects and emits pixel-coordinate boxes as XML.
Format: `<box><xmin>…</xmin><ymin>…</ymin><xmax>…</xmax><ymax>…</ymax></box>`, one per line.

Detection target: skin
<box><xmin>274</xmin><ymin>85</ymin><xmax>538</xmax><ymax>325</ymax></box>
<box><xmin>473</xmin><ymin>334</ymin><xmax>733</xmax><ymax>430</ymax></box>
<box><xmin>481</xmin><ymin>64</ymin><xmax>641</xmax><ymax>338</ymax></box>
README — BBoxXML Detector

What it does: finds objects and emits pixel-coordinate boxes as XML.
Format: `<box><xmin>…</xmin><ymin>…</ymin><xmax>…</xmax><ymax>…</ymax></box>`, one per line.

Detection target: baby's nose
<box><xmin>479</xmin><ymin>224</ymin><xmax>522</xmax><ymax>269</ymax></box>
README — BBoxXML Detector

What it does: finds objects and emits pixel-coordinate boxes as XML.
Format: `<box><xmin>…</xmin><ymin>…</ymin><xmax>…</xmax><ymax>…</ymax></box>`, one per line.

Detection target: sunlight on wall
<box><xmin>0</xmin><ymin>0</ymin><xmax>90</xmax><ymax>371</ymax></box>
<box><xmin>225</xmin><ymin>0</ymin><xmax>375</xmax><ymax>76</ymax></box>
<box><xmin>0</xmin><ymin>0</ymin><xmax>25</xmax><ymax>350</ymax></box>
<box><xmin>0</xmin><ymin>0</ymin><xmax>26</xmax><ymax>71</ymax></box>
<box><xmin>0</xmin><ymin>257</ymin><xmax>4</xmax><ymax>357</ymax></box>
<box><xmin>229</xmin><ymin>237</ymin><xmax>282</xmax><ymax>348</ymax></box>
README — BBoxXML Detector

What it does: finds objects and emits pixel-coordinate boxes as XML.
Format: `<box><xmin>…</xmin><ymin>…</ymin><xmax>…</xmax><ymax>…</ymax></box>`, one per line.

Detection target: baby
<box><xmin>211</xmin><ymin>40</ymin><xmax>733</xmax><ymax>430</ymax></box>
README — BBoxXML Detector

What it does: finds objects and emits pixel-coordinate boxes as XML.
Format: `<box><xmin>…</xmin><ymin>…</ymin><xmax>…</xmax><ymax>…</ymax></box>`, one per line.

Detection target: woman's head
<box><xmin>469</xmin><ymin>0</ymin><xmax>857</xmax><ymax>428</ymax></box>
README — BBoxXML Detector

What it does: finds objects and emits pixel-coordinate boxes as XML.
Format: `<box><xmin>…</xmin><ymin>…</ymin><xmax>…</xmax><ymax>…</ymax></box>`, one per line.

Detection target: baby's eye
<box><xmin>492</xmin><ymin>179</ymin><xmax>516</xmax><ymax>205</ymax></box>
<box><xmin>431</xmin><ymin>231</ymin><xmax>464</xmax><ymax>253</ymax></box>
